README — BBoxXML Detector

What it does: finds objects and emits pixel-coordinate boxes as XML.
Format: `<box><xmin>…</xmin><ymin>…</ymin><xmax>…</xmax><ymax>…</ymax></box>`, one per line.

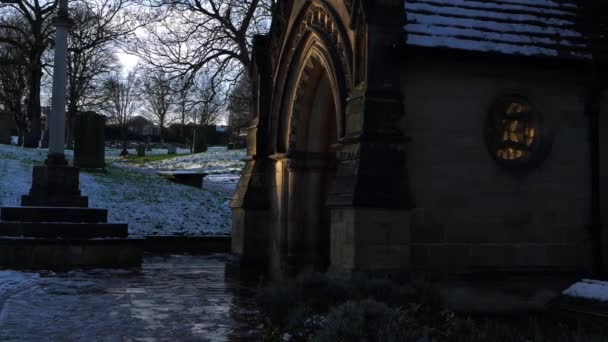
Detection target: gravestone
<box><xmin>192</xmin><ymin>127</ymin><xmax>208</xmax><ymax>153</ymax></box>
<box><xmin>145</xmin><ymin>136</ymin><xmax>152</xmax><ymax>151</ymax></box>
<box><xmin>168</xmin><ymin>144</ymin><xmax>177</xmax><ymax>154</ymax></box>
<box><xmin>137</xmin><ymin>144</ymin><xmax>146</xmax><ymax>157</ymax></box>
<box><xmin>74</xmin><ymin>111</ymin><xmax>106</xmax><ymax>169</ymax></box>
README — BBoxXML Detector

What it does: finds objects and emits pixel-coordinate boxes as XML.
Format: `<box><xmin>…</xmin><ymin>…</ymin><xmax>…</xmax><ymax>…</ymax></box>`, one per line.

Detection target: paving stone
<box><xmin>0</xmin><ymin>254</ymin><xmax>261</xmax><ymax>341</ymax></box>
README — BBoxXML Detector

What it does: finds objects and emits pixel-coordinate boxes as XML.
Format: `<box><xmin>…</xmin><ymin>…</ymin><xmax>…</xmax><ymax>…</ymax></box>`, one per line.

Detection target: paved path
<box><xmin>0</xmin><ymin>254</ymin><xmax>260</xmax><ymax>341</ymax></box>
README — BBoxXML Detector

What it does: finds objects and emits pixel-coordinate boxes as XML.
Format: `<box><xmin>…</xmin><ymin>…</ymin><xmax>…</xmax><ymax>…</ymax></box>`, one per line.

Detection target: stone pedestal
<box><xmin>21</xmin><ymin>164</ymin><xmax>88</xmax><ymax>207</ymax></box>
<box><xmin>2</xmin><ymin>161</ymin><xmax>143</xmax><ymax>269</ymax></box>
<box><xmin>0</xmin><ymin>203</ymin><xmax>143</xmax><ymax>269</ymax></box>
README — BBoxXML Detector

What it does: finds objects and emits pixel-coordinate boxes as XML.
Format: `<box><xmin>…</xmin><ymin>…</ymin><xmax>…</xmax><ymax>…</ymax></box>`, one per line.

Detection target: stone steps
<box><xmin>1</xmin><ymin>206</ymin><xmax>107</xmax><ymax>223</ymax></box>
<box><xmin>0</xmin><ymin>205</ymin><xmax>141</xmax><ymax>269</ymax></box>
<box><xmin>0</xmin><ymin>222</ymin><xmax>127</xmax><ymax>239</ymax></box>
<box><xmin>0</xmin><ymin>237</ymin><xmax>144</xmax><ymax>269</ymax></box>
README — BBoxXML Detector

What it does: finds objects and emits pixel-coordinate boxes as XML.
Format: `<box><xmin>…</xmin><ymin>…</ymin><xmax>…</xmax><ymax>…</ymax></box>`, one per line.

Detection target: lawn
<box><xmin>0</xmin><ymin>144</ymin><xmax>246</xmax><ymax>236</ymax></box>
<box><xmin>119</xmin><ymin>153</ymin><xmax>189</xmax><ymax>164</ymax></box>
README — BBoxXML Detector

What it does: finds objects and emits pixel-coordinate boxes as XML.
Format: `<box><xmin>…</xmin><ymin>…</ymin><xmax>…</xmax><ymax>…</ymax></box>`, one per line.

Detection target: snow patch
<box><xmin>0</xmin><ymin>144</ymin><xmax>244</xmax><ymax>236</ymax></box>
<box><xmin>562</xmin><ymin>279</ymin><xmax>608</xmax><ymax>302</ymax></box>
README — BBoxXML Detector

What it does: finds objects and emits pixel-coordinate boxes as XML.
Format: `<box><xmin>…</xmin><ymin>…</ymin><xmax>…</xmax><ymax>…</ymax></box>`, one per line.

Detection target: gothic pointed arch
<box><xmin>271</xmin><ymin>1</ymin><xmax>354</xmax><ymax>153</ymax></box>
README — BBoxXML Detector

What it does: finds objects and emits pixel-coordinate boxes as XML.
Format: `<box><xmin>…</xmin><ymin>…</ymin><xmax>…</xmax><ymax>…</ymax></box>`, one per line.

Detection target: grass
<box><xmin>119</xmin><ymin>153</ymin><xmax>189</xmax><ymax>164</ymax></box>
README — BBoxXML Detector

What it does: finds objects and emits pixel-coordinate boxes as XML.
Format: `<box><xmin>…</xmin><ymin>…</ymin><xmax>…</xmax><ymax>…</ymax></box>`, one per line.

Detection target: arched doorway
<box><xmin>285</xmin><ymin>51</ymin><xmax>340</xmax><ymax>273</ymax></box>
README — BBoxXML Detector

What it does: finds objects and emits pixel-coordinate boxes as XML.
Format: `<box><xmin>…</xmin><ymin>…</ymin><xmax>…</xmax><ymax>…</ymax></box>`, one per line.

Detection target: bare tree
<box><xmin>129</xmin><ymin>0</ymin><xmax>274</xmax><ymax>85</ymax></box>
<box><xmin>190</xmin><ymin>73</ymin><xmax>222</xmax><ymax>126</ymax></box>
<box><xmin>100</xmin><ymin>69</ymin><xmax>139</xmax><ymax>155</ymax></box>
<box><xmin>173</xmin><ymin>75</ymin><xmax>194</xmax><ymax>139</ymax></box>
<box><xmin>0</xmin><ymin>0</ymin><xmax>58</xmax><ymax>146</ymax></box>
<box><xmin>66</xmin><ymin>0</ymin><xmax>142</xmax><ymax>148</ymax></box>
<box><xmin>0</xmin><ymin>28</ymin><xmax>29</xmax><ymax>145</ymax></box>
<box><xmin>140</xmin><ymin>68</ymin><xmax>174</xmax><ymax>143</ymax></box>
<box><xmin>226</xmin><ymin>76</ymin><xmax>251</xmax><ymax>140</ymax></box>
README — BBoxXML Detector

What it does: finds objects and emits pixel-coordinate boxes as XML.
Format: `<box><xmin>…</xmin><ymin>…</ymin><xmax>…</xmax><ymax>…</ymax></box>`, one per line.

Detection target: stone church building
<box><xmin>231</xmin><ymin>0</ymin><xmax>608</xmax><ymax>282</ymax></box>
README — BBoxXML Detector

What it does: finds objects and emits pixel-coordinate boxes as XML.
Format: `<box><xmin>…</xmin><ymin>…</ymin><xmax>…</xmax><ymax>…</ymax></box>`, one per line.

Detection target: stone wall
<box><xmin>402</xmin><ymin>59</ymin><xmax>592</xmax><ymax>273</ymax></box>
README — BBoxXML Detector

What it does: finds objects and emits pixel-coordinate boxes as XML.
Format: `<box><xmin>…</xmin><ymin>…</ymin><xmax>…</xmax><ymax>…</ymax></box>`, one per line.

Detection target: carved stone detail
<box><xmin>271</xmin><ymin>1</ymin><xmax>354</xmax><ymax>153</ymax></box>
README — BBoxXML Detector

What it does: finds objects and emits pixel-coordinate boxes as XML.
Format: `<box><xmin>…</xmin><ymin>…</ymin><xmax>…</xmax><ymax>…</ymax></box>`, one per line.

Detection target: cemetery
<box><xmin>1</xmin><ymin>0</ymin><xmax>608</xmax><ymax>340</ymax></box>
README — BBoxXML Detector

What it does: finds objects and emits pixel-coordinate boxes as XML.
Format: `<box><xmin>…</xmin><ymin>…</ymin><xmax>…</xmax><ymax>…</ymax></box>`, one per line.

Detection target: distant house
<box><xmin>127</xmin><ymin>116</ymin><xmax>159</xmax><ymax>137</ymax></box>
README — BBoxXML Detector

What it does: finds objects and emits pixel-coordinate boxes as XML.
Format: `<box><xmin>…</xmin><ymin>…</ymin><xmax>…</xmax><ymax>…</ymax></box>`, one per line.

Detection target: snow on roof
<box><xmin>405</xmin><ymin>0</ymin><xmax>591</xmax><ymax>59</ymax></box>
<box><xmin>562</xmin><ymin>279</ymin><xmax>608</xmax><ymax>302</ymax></box>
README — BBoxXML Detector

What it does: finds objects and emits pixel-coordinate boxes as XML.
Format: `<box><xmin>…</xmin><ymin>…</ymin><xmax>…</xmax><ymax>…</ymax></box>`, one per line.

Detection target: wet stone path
<box><xmin>0</xmin><ymin>254</ymin><xmax>261</xmax><ymax>341</ymax></box>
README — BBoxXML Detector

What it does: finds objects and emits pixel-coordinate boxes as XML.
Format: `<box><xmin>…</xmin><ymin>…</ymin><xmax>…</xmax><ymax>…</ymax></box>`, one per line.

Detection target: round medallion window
<box><xmin>485</xmin><ymin>96</ymin><xmax>550</xmax><ymax>168</ymax></box>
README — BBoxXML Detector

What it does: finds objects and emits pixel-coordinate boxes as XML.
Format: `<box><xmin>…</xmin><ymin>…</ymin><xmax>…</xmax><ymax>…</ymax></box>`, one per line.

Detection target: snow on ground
<box><xmin>102</xmin><ymin>147</ymin><xmax>192</xmax><ymax>159</ymax></box>
<box><xmin>0</xmin><ymin>144</ymin><xmax>246</xmax><ymax>236</ymax></box>
<box><xmin>114</xmin><ymin>146</ymin><xmax>246</xmax><ymax>175</ymax></box>
<box><xmin>562</xmin><ymin>279</ymin><xmax>608</xmax><ymax>302</ymax></box>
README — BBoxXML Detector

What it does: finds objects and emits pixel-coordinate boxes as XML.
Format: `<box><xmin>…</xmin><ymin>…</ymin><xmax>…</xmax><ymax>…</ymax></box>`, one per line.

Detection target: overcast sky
<box><xmin>116</xmin><ymin>52</ymin><xmax>139</xmax><ymax>71</ymax></box>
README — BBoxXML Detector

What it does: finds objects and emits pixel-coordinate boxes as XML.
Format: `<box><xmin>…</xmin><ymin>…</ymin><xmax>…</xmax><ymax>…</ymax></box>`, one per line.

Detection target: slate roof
<box><xmin>404</xmin><ymin>0</ymin><xmax>591</xmax><ymax>59</ymax></box>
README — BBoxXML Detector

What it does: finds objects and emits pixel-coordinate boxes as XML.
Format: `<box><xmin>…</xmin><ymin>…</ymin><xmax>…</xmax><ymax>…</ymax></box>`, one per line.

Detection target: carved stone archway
<box><xmin>232</xmin><ymin>0</ymin><xmax>413</xmax><ymax>278</ymax></box>
<box><xmin>282</xmin><ymin>46</ymin><xmax>341</xmax><ymax>272</ymax></box>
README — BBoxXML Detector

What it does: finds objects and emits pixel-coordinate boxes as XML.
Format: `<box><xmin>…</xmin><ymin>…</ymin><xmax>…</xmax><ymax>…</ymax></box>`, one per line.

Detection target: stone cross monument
<box><xmin>21</xmin><ymin>0</ymin><xmax>87</xmax><ymax>207</ymax></box>
<box><xmin>0</xmin><ymin>0</ymin><xmax>143</xmax><ymax>269</ymax></box>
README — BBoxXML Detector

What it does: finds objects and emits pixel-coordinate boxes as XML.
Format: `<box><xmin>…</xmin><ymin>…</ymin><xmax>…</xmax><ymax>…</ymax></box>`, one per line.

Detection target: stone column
<box><xmin>47</xmin><ymin>0</ymin><xmax>72</xmax><ymax>165</ymax></box>
<box><xmin>230</xmin><ymin>36</ymin><xmax>271</xmax><ymax>277</ymax></box>
<box><xmin>327</xmin><ymin>1</ymin><xmax>414</xmax><ymax>277</ymax></box>
<box><xmin>21</xmin><ymin>0</ymin><xmax>86</xmax><ymax>208</ymax></box>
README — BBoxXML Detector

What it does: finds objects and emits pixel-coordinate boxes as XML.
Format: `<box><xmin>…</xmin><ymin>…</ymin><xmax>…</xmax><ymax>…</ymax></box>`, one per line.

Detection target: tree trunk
<box><xmin>159</xmin><ymin>116</ymin><xmax>165</xmax><ymax>144</ymax></box>
<box><xmin>18</xmin><ymin>128</ymin><xmax>24</xmax><ymax>146</ymax></box>
<box><xmin>120</xmin><ymin>124</ymin><xmax>128</xmax><ymax>156</ymax></box>
<box><xmin>26</xmin><ymin>64</ymin><xmax>43</xmax><ymax>148</ymax></box>
<box><xmin>180</xmin><ymin>110</ymin><xmax>185</xmax><ymax>141</ymax></box>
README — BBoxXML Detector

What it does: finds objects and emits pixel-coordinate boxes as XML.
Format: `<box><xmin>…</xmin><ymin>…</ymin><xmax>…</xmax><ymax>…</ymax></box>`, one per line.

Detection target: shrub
<box><xmin>314</xmin><ymin>299</ymin><xmax>405</xmax><ymax>342</ymax></box>
<box><xmin>256</xmin><ymin>278</ymin><xmax>301</xmax><ymax>328</ymax></box>
<box><xmin>298</xmin><ymin>272</ymin><xmax>354</xmax><ymax>313</ymax></box>
<box><xmin>351</xmin><ymin>276</ymin><xmax>415</xmax><ymax>308</ymax></box>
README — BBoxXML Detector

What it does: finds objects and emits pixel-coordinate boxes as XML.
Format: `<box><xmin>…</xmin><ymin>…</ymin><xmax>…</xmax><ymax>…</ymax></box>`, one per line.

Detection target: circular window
<box><xmin>485</xmin><ymin>96</ymin><xmax>550</xmax><ymax>168</ymax></box>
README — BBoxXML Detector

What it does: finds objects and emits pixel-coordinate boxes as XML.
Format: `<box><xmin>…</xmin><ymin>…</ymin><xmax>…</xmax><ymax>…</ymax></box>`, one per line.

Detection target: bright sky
<box><xmin>116</xmin><ymin>52</ymin><xmax>140</xmax><ymax>71</ymax></box>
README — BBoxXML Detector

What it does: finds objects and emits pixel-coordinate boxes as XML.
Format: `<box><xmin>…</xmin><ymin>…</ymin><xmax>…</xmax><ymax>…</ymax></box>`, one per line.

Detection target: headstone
<box><xmin>145</xmin><ymin>136</ymin><xmax>152</xmax><ymax>151</ymax></box>
<box><xmin>137</xmin><ymin>144</ymin><xmax>146</xmax><ymax>157</ymax></box>
<box><xmin>167</xmin><ymin>144</ymin><xmax>177</xmax><ymax>154</ymax></box>
<box><xmin>192</xmin><ymin>127</ymin><xmax>208</xmax><ymax>153</ymax></box>
<box><xmin>74</xmin><ymin>111</ymin><xmax>106</xmax><ymax>169</ymax></box>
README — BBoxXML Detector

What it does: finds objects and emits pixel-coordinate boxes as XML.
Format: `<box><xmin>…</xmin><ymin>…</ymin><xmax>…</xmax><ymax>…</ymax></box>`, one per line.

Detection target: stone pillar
<box><xmin>21</xmin><ymin>0</ymin><xmax>86</xmax><ymax>208</ymax></box>
<box><xmin>47</xmin><ymin>0</ymin><xmax>71</xmax><ymax>165</ymax></box>
<box><xmin>327</xmin><ymin>1</ymin><xmax>414</xmax><ymax>276</ymax></box>
<box><xmin>230</xmin><ymin>36</ymin><xmax>272</xmax><ymax>275</ymax></box>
